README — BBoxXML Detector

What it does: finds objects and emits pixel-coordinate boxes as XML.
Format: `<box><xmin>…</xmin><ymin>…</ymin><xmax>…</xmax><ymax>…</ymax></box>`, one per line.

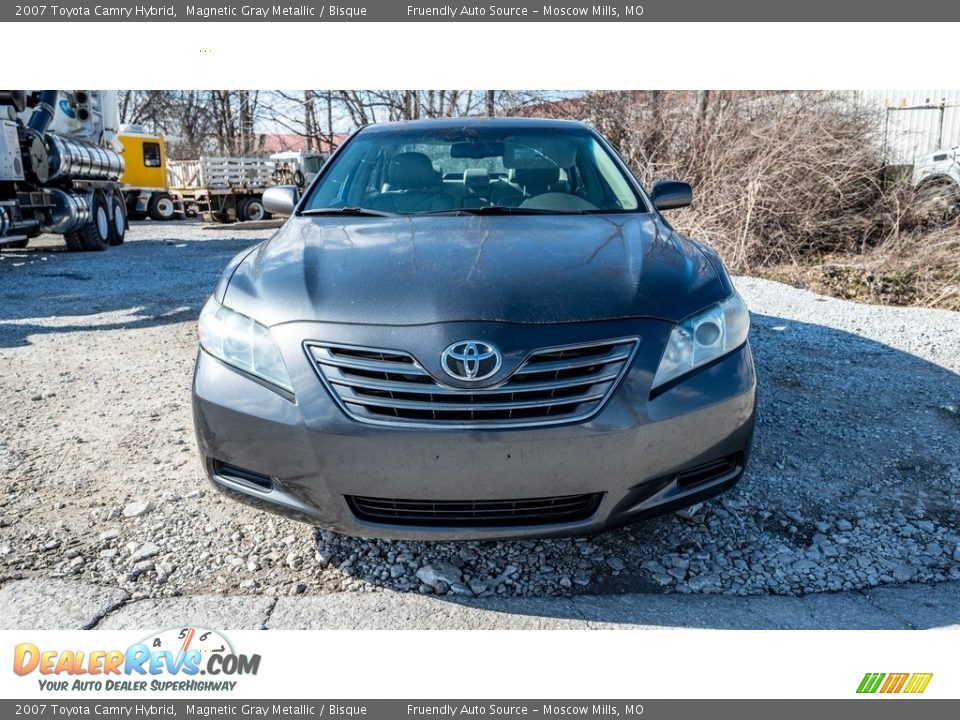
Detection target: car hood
<box><xmin>223</xmin><ymin>214</ymin><xmax>725</xmax><ymax>326</ymax></box>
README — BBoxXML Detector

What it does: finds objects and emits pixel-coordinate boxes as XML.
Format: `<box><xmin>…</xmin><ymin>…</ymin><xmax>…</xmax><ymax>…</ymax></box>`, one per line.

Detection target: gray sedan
<box><xmin>192</xmin><ymin>117</ymin><xmax>756</xmax><ymax>539</ymax></box>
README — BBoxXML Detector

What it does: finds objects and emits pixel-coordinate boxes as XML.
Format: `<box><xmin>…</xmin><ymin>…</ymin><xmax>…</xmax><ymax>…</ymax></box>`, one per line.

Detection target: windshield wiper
<box><xmin>420</xmin><ymin>206</ymin><xmax>583</xmax><ymax>216</ymax></box>
<box><xmin>300</xmin><ymin>207</ymin><xmax>394</xmax><ymax>217</ymax></box>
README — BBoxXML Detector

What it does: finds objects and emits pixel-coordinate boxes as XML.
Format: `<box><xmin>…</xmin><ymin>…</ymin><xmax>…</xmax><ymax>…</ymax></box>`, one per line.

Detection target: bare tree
<box><xmin>122</xmin><ymin>88</ymin><xmax>558</xmax><ymax>160</ymax></box>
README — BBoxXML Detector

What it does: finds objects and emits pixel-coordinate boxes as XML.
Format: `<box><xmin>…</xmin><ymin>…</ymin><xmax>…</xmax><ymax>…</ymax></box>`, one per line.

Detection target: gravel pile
<box><xmin>1</xmin><ymin>224</ymin><xmax>958</xmax><ymax>601</ymax></box>
<box><xmin>309</xmin><ymin>498</ymin><xmax>960</xmax><ymax>598</ymax></box>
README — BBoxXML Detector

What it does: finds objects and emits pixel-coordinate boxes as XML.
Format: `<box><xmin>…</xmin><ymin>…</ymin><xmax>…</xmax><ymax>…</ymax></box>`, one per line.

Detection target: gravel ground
<box><xmin>1</xmin><ymin>221</ymin><xmax>958</xmax><ymax>604</ymax></box>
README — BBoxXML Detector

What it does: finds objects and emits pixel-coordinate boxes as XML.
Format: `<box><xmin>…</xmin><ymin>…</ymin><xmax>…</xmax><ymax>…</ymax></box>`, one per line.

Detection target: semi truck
<box><xmin>0</xmin><ymin>90</ymin><xmax>126</xmax><ymax>251</ymax></box>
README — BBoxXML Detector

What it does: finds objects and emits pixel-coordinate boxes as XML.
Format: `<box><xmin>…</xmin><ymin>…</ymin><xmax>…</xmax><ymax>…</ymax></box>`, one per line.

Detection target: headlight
<box><xmin>198</xmin><ymin>298</ymin><xmax>293</xmax><ymax>394</ymax></box>
<box><xmin>652</xmin><ymin>293</ymin><xmax>750</xmax><ymax>389</ymax></box>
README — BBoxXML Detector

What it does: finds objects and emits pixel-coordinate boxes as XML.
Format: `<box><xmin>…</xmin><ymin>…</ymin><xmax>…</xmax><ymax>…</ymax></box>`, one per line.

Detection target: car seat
<box><xmin>370</xmin><ymin>152</ymin><xmax>454</xmax><ymax>213</ymax></box>
<box><xmin>462</xmin><ymin>168</ymin><xmax>492</xmax><ymax>208</ymax></box>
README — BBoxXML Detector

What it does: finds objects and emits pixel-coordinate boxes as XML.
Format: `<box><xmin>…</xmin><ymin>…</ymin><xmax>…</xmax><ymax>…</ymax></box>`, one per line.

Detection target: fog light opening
<box><xmin>212</xmin><ymin>460</ymin><xmax>274</xmax><ymax>491</ymax></box>
<box><xmin>676</xmin><ymin>453</ymin><xmax>741</xmax><ymax>489</ymax></box>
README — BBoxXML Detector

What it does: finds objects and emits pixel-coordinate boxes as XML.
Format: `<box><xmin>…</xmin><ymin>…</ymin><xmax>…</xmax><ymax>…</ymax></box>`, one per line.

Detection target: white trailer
<box><xmin>167</xmin><ymin>156</ymin><xmax>275</xmax><ymax>222</ymax></box>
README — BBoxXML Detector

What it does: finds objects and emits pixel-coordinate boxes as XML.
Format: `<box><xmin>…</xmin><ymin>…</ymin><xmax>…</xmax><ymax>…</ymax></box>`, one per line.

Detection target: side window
<box><xmin>142</xmin><ymin>142</ymin><xmax>162</xmax><ymax>168</ymax></box>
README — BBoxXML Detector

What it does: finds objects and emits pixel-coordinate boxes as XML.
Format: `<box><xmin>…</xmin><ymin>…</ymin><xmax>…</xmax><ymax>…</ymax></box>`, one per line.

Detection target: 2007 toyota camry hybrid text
<box><xmin>192</xmin><ymin>117</ymin><xmax>757</xmax><ymax>540</ymax></box>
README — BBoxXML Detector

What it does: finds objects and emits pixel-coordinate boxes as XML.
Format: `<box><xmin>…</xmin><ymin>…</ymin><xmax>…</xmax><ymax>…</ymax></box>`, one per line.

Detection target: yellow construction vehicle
<box><xmin>118</xmin><ymin>126</ymin><xmax>177</xmax><ymax>221</ymax></box>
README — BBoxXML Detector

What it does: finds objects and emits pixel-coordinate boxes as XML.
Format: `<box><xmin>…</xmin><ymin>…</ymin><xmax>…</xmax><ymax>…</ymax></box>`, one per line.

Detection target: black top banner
<box><xmin>3</xmin><ymin>0</ymin><xmax>957</xmax><ymax>22</ymax></box>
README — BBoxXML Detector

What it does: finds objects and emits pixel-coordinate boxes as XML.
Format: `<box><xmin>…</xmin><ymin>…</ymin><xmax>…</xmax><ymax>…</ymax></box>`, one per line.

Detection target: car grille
<box><xmin>306</xmin><ymin>337</ymin><xmax>639</xmax><ymax>428</ymax></box>
<box><xmin>346</xmin><ymin>493</ymin><xmax>603</xmax><ymax>527</ymax></box>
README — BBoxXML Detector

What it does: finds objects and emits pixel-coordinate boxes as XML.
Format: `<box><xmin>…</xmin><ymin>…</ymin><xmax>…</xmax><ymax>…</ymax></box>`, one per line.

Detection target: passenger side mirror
<box><xmin>263</xmin><ymin>185</ymin><xmax>299</xmax><ymax>216</ymax></box>
<box><xmin>650</xmin><ymin>180</ymin><xmax>693</xmax><ymax>210</ymax></box>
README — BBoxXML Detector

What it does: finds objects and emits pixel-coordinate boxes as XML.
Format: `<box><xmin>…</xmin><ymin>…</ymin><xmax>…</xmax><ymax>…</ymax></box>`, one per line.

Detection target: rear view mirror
<box><xmin>650</xmin><ymin>180</ymin><xmax>693</xmax><ymax>210</ymax></box>
<box><xmin>450</xmin><ymin>141</ymin><xmax>504</xmax><ymax>159</ymax></box>
<box><xmin>263</xmin><ymin>185</ymin><xmax>299</xmax><ymax>216</ymax></box>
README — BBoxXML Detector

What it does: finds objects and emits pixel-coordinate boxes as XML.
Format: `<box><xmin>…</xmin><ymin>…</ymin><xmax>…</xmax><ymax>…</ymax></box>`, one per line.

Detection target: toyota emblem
<box><xmin>441</xmin><ymin>341</ymin><xmax>502</xmax><ymax>382</ymax></box>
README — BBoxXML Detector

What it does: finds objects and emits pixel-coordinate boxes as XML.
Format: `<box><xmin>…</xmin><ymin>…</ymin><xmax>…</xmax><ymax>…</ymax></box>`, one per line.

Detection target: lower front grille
<box><xmin>347</xmin><ymin>493</ymin><xmax>603</xmax><ymax>527</ymax></box>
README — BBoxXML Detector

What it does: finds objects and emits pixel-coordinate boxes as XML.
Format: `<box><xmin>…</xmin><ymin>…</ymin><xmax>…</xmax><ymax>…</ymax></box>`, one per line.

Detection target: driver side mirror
<box><xmin>262</xmin><ymin>185</ymin><xmax>299</xmax><ymax>216</ymax></box>
<box><xmin>650</xmin><ymin>180</ymin><xmax>693</xmax><ymax>211</ymax></box>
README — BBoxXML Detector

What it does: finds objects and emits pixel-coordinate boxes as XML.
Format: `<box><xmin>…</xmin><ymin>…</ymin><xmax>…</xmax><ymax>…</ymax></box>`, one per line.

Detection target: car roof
<box><xmin>358</xmin><ymin>116</ymin><xmax>592</xmax><ymax>134</ymax></box>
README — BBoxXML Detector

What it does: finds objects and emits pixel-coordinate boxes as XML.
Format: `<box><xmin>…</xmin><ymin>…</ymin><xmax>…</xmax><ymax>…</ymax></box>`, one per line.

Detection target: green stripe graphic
<box><xmin>857</xmin><ymin>673</ymin><xmax>886</xmax><ymax>693</ymax></box>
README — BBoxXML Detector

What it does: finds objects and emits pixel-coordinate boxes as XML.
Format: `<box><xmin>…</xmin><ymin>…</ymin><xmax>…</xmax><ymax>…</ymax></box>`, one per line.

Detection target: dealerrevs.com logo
<box><xmin>857</xmin><ymin>672</ymin><xmax>933</xmax><ymax>694</ymax></box>
<box><xmin>13</xmin><ymin>627</ymin><xmax>261</xmax><ymax>692</ymax></box>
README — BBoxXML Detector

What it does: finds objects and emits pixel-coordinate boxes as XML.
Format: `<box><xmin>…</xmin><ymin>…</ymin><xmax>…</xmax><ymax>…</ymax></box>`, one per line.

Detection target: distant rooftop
<box><xmin>258</xmin><ymin>132</ymin><xmax>346</xmax><ymax>153</ymax></box>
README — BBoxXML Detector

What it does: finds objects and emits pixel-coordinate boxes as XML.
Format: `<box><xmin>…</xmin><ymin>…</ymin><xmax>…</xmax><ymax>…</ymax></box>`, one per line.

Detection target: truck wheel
<box><xmin>63</xmin><ymin>230</ymin><xmax>84</xmax><ymax>252</ymax></box>
<box><xmin>238</xmin><ymin>197</ymin><xmax>266</xmax><ymax>222</ymax></box>
<box><xmin>148</xmin><ymin>192</ymin><xmax>176</xmax><ymax>221</ymax></box>
<box><xmin>75</xmin><ymin>191</ymin><xmax>112</xmax><ymax>251</ymax></box>
<box><xmin>915</xmin><ymin>180</ymin><xmax>960</xmax><ymax>225</ymax></box>
<box><xmin>109</xmin><ymin>190</ymin><xmax>127</xmax><ymax>246</ymax></box>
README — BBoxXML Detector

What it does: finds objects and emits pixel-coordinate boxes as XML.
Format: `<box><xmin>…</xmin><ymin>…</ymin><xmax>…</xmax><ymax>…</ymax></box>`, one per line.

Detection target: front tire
<box><xmin>64</xmin><ymin>229</ymin><xmax>84</xmax><ymax>252</ymax></box>
<box><xmin>147</xmin><ymin>192</ymin><xmax>176</xmax><ymax>221</ymax></box>
<box><xmin>80</xmin><ymin>190</ymin><xmax>112</xmax><ymax>251</ymax></box>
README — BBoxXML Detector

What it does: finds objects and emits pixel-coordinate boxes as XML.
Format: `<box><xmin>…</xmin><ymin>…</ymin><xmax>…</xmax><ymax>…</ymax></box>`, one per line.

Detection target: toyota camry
<box><xmin>192</xmin><ymin>117</ymin><xmax>756</xmax><ymax>539</ymax></box>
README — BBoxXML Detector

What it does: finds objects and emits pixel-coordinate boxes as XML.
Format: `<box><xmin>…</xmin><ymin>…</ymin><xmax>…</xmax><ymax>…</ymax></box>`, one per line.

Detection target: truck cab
<box><xmin>270</xmin><ymin>149</ymin><xmax>328</xmax><ymax>189</ymax></box>
<box><xmin>912</xmin><ymin>147</ymin><xmax>960</xmax><ymax>222</ymax></box>
<box><xmin>118</xmin><ymin>127</ymin><xmax>177</xmax><ymax>221</ymax></box>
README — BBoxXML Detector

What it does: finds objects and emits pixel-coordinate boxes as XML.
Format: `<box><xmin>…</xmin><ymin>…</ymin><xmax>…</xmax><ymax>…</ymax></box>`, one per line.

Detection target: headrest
<box><xmin>463</xmin><ymin>168</ymin><xmax>490</xmax><ymax>193</ymax></box>
<box><xmin>513</xmin><ymin>167</ymin><xmax>561</xmax><ymax>189</ymax></box>
<box><xmin>387</xmin><ymin>152</ymin><xmax>436</xmax><ymax>190</ymax></box>
<box><xmin>503</xmin><ymin>137</ymin><xmax>577</xmax><ymax>169</ymax></box>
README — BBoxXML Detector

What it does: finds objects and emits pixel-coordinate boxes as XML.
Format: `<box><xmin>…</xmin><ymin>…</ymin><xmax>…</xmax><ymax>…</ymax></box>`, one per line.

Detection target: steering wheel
<box><xmin>519</xmin><ymin>193</ymin><xmax>599</xmax><ymax>212</ymax></box>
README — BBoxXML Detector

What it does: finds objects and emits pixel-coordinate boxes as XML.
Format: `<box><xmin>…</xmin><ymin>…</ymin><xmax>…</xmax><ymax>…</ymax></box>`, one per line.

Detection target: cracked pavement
<box><xmin>0</xmin><ymin>577</ymin><xmax>957</xmax><ymax>630</ymax></box>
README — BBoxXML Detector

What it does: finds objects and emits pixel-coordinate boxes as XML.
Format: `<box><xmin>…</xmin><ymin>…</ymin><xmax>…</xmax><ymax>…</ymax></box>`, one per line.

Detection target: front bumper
<box><xmin>192</xmin><ymin>318</ymin><xmax>757</xmax><ymax>540</ymax></box>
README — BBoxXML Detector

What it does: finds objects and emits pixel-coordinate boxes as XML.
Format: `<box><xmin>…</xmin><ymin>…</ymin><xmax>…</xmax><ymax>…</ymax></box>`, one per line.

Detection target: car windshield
<box><xmin>302</xmin><ymin>124</ymin><xmax>647</xmax><ymax>215</ymax></box>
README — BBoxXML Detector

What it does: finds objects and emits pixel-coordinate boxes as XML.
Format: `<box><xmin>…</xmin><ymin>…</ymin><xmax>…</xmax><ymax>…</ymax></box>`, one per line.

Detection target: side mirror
<box><xmin>650</xmin><ymin>180</ymin><xmax>693</xmax><ymax>211</ymax></box>
<box><xmin>262</xmin><ymin>185</ymin><xmax>299</xmax><ymax>216</ymax></box>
